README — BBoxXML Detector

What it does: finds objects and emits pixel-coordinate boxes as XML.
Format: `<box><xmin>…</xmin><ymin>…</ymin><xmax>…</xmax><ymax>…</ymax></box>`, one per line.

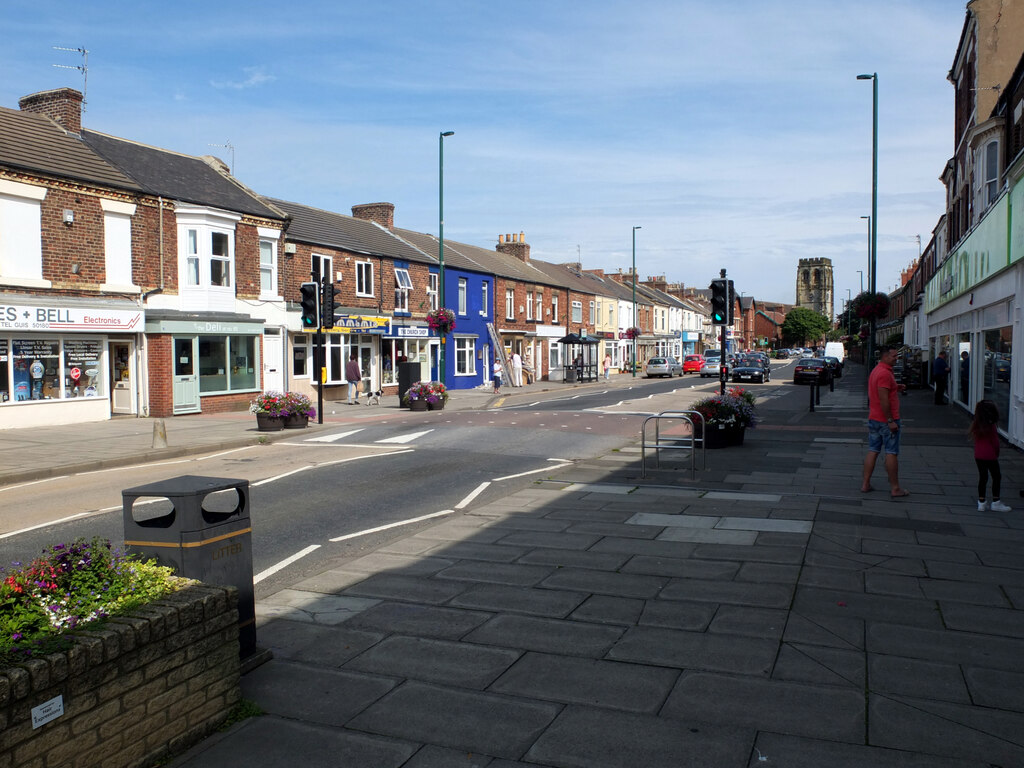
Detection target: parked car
<box><xmin>644</xmin><ymin>356</ymin><xmax>682</xmax><ymax>377</ymax></box>
<box><xmin>823</xmin><ymin>355</ymin><xmax>843</xmax><ymax>378</ymax></box>
<box><xmin>683</xmin><ymin>354</ymin><xmax>706</xmax><ymax>374</ymax></box>
<box><xmin>792</xmin><ymin>357</ymin><xmax>829</xmax><ymax>384</ymax></box>
<box><xmin>700</xmin><ymin>358</ymin><xmax>727</xmax><ymax>378</ymax></box>
<box><xmin>774</xmin><ymin>348</ymin><xmax>790</xmax><ymax>359</ymax></box>
<box><xmin>731</xmin><ymin>356</ymin><xmax>771</xmax><ymax>383</ymax></box>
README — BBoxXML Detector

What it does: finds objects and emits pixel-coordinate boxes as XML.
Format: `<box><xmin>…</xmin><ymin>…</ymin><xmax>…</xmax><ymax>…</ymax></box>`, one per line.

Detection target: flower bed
<box><xmin>691</xmin><ymin>387</ymin><xmax>758</xmax><ymax>429</ymax></box>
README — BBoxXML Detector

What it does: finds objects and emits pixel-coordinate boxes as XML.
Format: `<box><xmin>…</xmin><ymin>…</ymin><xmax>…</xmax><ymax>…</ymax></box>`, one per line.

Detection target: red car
<box><xmin>683</xmin><ymin>354</ymin><xmax>706</xmax><ymax>374</ymax></box>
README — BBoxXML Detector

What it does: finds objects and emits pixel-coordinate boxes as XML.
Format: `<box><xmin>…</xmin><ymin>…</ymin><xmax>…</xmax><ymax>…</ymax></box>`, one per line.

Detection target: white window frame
<box><xmin>454</xmin><ymin>336</ymin><xmax>476</xmax><ymax>376</ymax></box>
<box><xmin>536</xmin><ymin>291</ymin><xmax>542</xmax><ymax>321</ymax></box>
<box><xmin>210</xmin><ymin>232</ymin><xmax>231</xmax><ymax>288</ymax></box>
<box><xmin>589</xmin><ymin>301</ymin><xmax>596</xmax><ymax>325</ymax></box>
<box><xmin>552</xmin><ymin>295</ymin><xmax>559</xmax><ymax>322</ymax></box>
<box><xmin>395</xmin><ymin>267</ymin><xmax>413</xmax><ymax>313</ymax></box>
<box><xmin>505</xmin><ymin>288</ymin><xmax>515</xmax><ymax>320</ymax></box>
<box><xmin>572</xmin><ymin>301</ymin><xmax>583</xmax><ymax>323</ymax></box>
<box><xmin>526</xmin><ymin>291</ymin><xmax>534</xmax><ymax>320</ymax></box>
<box><xmin>258</xmin><ymin>227</ymin><xmax>280</xmax><ymax>298</ymax></box>
<box><xmin>356</xmin><ymin>261</ymin><xmax>374</xmax><ymax>297</ymax></box>
<box><xmin>175</xmin><ymin>204</ymin><xmax>239</xmax><ymax>312</ymax></box>
<box><xmin>312</xmin><ymin>253</ymin><xmax>333</xmax><ymax>284</ymax></box>
<box><xmin>458</xmin><ymin>277</ymin><xmax>468</xmax><ymax>315</ymax></box>
<box><xmin>481</xmin><ymin>282</ymin><xmax>488</xmax><ymax>316</ymax></box>
<box><xmin>428</xmin><ymin>273</ymin><xmax>439</xmax><ymax>311</ymax></box>
<box><xmin>984</xmin><ymin>140</ymin><xmax>999</xmax><ymax>206</ymax></box>
<box><xmin>0</xmin><ymin>180</ymin><xmax>49</xmax><ymax>289</ymax></box>
<box><xmin>100</xmin><ymin>199</ymin><xmax>137</xmax><ymax>291</ymax></box>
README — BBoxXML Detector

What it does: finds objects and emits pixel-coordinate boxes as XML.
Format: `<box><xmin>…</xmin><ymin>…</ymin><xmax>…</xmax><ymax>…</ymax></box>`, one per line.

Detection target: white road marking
<box><xmin>456</xmin><ymin>482</ymin><xmax>490</xmax><ymax>509</ymax></box>
<box><xmin>1</xmin><ymin>512</ymin><xmax>91</xmax><ymax>540</ymax></box>
<box><xmin>376</xmin><ymin>430</ymin><xmax>433</xmax><ymax>444</ymax></box>
<box><xmin>329</xmin><ymin>509</ymin><xmax>454</xmax><ymax>542</ymax></box>
<box><xmin>306</xmin><ymin>429</ymin><xmax>364</xmax><ymax>442</ymax></box>
<box><xmin>252</xmin><ymin>449</ymin><xmax>414</xmax><ymax>486</ymax></box>
<box><xmin>254</xmin><ymin>545</ymin><xmax>321</xmax><ymax>584</ymax></box>
<box><xmin>492</xmin><ymin>462</ymin><xmax>573</xmax><ymax>481</ymax></box>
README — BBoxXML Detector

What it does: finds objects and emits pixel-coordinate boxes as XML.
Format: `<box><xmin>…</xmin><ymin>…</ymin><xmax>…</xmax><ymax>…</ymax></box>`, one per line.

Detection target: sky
<box><xmin>2</xmin><ymin>1</ymin><xmax>969</xmax><ymax>314</ymax></box>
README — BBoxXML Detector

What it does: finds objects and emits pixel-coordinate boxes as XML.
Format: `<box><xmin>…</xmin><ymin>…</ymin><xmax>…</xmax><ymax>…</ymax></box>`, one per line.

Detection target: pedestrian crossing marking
<box><xmin>376</xmin><ymin>430</ymin><xmax>434</xmax><ymax>444</ymax></box>
<box><xmin>306</xmin><ymin>429</ymin><xmax>364</xmax><ymax>443</ymax></box>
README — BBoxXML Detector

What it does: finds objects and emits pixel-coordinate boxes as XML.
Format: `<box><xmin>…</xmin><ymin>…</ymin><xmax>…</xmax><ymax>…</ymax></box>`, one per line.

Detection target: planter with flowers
<box><xmin>690</xmin><ymin>387</ymin><xmax>758</xmax><ymax>448</ymax></box>
<box><xmin>427</xmin><ymin>308</ymin><xmax>457</xmax><ymax>335</ymax></box>
<box><xmin>250</xmin><ymin>391</ymin><xmax>288</xmax><ymax>431</ymax></box>
<box><xmin>403</xmin><ymin>381</ymin><xmax>433</xmax><ymax>411</ymax></box>
<box><xmin>283</xmin><ymin>392</ymin><xmax>316</xmax><ymax>428</ymax></box>
<box><xmin>426</xmin><ymin>381</ymin><xmax>449</xmax><ymax>410</ymax></box>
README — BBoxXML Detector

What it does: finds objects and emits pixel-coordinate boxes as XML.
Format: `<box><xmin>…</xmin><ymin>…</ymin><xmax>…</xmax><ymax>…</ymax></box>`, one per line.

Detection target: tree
<box><xmin>781</xmin><ymin>307</ymin><xmax>831</xmax><ymax>346</ymax></box>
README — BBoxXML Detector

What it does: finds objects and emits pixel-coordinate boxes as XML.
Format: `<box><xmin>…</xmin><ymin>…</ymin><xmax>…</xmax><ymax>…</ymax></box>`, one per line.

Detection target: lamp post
<box><xmin>438</xmin><ymin>130</ymin><xmax>454</xmax><ymax>384</ymax></box>
<box><xmin>859</xmin><ymin>216</ymin><xmax>871</xmax><ymax>293</ymax></box>
<box><xmin>846</xmin><ymin>288</ymin><xmax>853</xmax><ymax>337</ymax></box>
<box><xmin>631</xmin><ymin>226</ymin><xmax>641</xmax><ymax>377</ymax></box>
<box><xmin>857</xmin><ymin>72</ymin><xmax>878</xmax><ymax>374</ymax></box>
<box><xmin>857</xmin><ymin>269</ymin><xmax>864</xmax><ymax>295</ymax></box>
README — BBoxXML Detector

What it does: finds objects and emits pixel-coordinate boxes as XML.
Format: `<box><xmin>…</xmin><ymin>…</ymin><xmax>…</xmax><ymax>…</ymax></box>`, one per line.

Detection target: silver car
<box><xmin>644</xmin><ymin>356</ymin><xmax>683</xmax><ymax>377</ymax></box>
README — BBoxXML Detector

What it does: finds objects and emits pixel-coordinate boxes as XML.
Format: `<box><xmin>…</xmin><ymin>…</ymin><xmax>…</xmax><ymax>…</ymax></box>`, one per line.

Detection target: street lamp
<box><xmin>857</xmin><ymin>72</ymin><xmax>878</xmax><ymax>373</ymax></box>
<box><xmin>438</xmin><ymin>130</ymin><xmax>454</xmax><ymax>384</ymax></box>
<box><xmin>859</xmin><ymin>216</ymin><xmax>871</xmax><ymax>293</ymax></box>
<box><xmin>631</xmin><ymin>226</ymin><xmax>641</xmax><ymax>377</ymax></box>
<box><xmin>846</xmin><ymin>288</ymin><xmax>853</xmax><ymax>337</ymax></box>
<box><xmin>857</xmin><ymin>269</ymin><xmax>864</xmax><ymax>295</ymax></box>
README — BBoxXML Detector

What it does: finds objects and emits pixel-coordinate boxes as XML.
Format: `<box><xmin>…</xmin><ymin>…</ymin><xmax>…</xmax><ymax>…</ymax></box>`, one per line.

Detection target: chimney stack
<box><xmin>351</xmin><ymin>202</ymin><xmax>395</xmax><ymax>230</ymax></box>
<box><xmin>496</xmin><ymin>231</ymin><xmax>530</xmax><ymax>263</ymax></box>
<box><xmin>19</xmin><ymin>88</ymin><xmax>83</xmax><ymax>135</ymax></box>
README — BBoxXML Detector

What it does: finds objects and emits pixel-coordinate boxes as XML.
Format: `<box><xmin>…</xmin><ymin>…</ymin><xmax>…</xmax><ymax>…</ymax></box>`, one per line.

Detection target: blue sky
<box><xmin>2</xmin><ymin>1</ymin><xmax>968</xmax><ymax>312</ymax></box>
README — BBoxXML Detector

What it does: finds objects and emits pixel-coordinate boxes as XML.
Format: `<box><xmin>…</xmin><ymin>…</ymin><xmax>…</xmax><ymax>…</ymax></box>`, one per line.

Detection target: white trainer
<box><xmin>977</xmin><ymin>501</ymin><xmax>988</xmax><ymax>512</ymax></box>
<box><xmin>990</xmin><ymin>500</ymin><xmax>1012</xmax><ymax>512</ymax></box>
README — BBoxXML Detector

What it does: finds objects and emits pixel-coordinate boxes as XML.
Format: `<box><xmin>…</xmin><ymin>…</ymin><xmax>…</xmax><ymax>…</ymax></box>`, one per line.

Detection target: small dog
<box><xmin>365</xmin><ymin>390</ymin><xmax>382</xmax><ymax>406</ymax></box>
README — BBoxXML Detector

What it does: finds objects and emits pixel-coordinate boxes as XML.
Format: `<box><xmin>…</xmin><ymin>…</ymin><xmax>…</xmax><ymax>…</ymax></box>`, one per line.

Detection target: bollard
<box><xmin>152</xmin><ymin>419</ymin><xmax>168</xmax><ymax>448</ymax></box>
<box><xmin>829</xmin><ymin>372</ymin><xmax>835</xmax><ymax>393</ymax></box>
<box><xmin>809</xmin><ymin>382</ymin><xmax>815</xmax><ymax>412</ymax></box>
<box><xmin>815</xmin><ymin>381</ymin><xmax>822</xmax><ymax>406</ymax></box>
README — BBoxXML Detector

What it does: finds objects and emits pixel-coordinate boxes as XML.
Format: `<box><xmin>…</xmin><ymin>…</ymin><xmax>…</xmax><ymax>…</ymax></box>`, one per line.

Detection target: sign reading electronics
<box><xmin>0</xmin><ymin>304</ymin><xmax>143</xmax><ymax>333</ymax></box>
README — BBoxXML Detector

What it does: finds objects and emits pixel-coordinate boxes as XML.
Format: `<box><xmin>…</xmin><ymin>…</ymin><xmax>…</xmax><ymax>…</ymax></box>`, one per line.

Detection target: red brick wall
<box><xmin>147</xmin><ymin>335</ymin><xmax>173</xmax><ymax>417</ymax></box>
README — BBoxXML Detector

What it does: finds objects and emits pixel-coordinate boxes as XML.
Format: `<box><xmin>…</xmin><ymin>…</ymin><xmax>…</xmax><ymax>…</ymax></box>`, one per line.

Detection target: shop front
<box><xmin>0</xmin><ymin>297</ymin><xmax>143</xmax><ymax>428</ymax></box>
<box><xmin>383</xmin><ymin>324</ymin><xmax>435</xmax><ymax>389</ymax></box>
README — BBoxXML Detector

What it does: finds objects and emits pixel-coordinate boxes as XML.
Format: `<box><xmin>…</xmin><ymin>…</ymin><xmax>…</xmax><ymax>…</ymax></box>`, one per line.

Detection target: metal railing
<box><xmin>640</xmin><ymin>410</ymin><xmax>705</xmax><ymax>480</ymax></box>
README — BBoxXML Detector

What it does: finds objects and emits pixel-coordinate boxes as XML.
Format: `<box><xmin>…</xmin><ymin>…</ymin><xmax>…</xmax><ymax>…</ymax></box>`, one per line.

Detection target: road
<box><xmin>0</xmin><ymin>360</ymin><xmax>799</xmax><ymax>594</ymax></box>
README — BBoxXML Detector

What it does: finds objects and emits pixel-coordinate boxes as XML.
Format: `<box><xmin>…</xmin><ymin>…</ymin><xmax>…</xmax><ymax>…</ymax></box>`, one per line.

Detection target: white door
<box><xmin>263</xmin><ymin>329</ymin><xmax>283</xmax><ymax>392</ymax></box>
<box><xmin>172</xmin><ymin>337</ymin><xmax>200</xmax><ymax>414</ymax></box>
<box><xmin>109</xmin><ymin>341</ymin><xmax>134</xmax><ymax>414</ymax></box>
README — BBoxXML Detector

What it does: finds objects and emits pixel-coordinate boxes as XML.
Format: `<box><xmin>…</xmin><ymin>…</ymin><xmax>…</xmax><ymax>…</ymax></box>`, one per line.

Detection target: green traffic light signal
<box><xmin>299</xmin><ymin>282</ymin><xmax>319</xmax><ymax>328</ymax></box>
<box><xmin>710</xmin><ymin>278</ymin><xmax>729</xmax><ymax>325</ymax></box>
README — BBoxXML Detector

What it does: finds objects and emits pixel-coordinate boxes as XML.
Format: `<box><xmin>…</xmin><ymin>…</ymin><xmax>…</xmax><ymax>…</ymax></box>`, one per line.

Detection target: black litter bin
<box><xmin>122</xmin><ymin>475</ymin><xmax>255</xmax><ymax>657</ymax></box>
<box><xmin>398</xmin><ymin>360</ymin><xmax>422</xmax><ymax>405</ymax></box>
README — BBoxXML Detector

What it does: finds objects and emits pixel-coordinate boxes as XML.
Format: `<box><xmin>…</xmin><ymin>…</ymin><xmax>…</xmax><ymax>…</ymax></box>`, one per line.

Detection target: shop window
<box><xmin>0</xmin><ymin>337</ymin><xmax>103</xmax><ymax>402</ymax></box>
<box><xmin>11</xmin><ymin>340</ymin><xmax>60</xmax><ymax>400</ymax></box>
<box><xmin>198</xmin><ymin>335</ymin><xmax>257</xmax><ymax>393</ymax></box>
<box><xmin>983</xmin><ymin>326</ymin><xmax>1012</xmax><ymax>432</ymax></box>
<box><xmin>293</xmin><ymin>335</ymin><xmax>310</xmax><ymax>377</ymax></box>
<box><xmin>455</xmin><ymin>337</ymin><xmax>476</xmax><ymax>375</ymax></box>
<box><xmin>63</xmin><ymin>339</ymin><xmax>103</xmax><ymax>397</ymax></box>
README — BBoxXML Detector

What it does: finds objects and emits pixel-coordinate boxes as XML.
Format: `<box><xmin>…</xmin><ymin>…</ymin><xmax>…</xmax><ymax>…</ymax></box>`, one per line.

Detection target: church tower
<box><xmin>795</xmin><ymin>258</ymin><xmax>834</xmax><ymax>318</ymax></box>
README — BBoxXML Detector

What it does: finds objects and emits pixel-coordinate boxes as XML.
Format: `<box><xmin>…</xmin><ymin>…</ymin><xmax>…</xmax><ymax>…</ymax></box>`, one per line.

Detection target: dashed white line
<box><xmin>1</xmin><ymin>512</ymin><xmax>91</xmax><ymax>540</ymax></box>
<box><xmin>456</xmin><ymin>482</ymin><xmax>490</xmax><ymax>509</ymax></box>
<box><xmin>329</xmin><ymin>509</ymin><xmax>454</xmax><ymax>542</ymax></box>
<box><xmin>254</xmin><ymin>544</ymin><xmax>321</xmax><ymax>584</ymax></box>
<box><xmin>376</xmin><ymin>430</ymin><xmax>433</xmax><ymax>444</ymax></box>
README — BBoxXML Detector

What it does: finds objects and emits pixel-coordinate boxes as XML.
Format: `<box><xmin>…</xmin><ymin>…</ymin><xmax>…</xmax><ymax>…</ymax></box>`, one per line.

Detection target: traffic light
<box><xmin>710</xmin><ymin>278</ymin><xmax>731</xmax><ymax>325</ymax></box>
<box><xmin>321</xmin><ymin>281</ymin><xmax>341</xmax><ymax>330</ymax></box>
<box><xmin>299</xmin><ymin>282</ymin><xmax>319</xmax><ymax>329</ymax></box>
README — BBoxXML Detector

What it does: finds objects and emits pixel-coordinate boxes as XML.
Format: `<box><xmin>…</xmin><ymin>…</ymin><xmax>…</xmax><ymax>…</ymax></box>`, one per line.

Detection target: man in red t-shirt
<box><xmin>862</xmin><ymin>345</ymin><xmax>910</xmax><ymax>497</ymax></box>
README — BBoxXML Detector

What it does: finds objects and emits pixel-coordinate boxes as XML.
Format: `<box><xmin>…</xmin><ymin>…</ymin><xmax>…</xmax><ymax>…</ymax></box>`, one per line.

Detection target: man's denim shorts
<box><xmin>867</xmin><ymin>419</ymin><xmax>900</xmax><ymax>455</ymax></box>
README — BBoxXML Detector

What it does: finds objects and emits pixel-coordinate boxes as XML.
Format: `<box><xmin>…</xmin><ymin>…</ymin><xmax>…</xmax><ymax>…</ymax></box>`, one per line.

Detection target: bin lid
<box><xmin>122</xmin><ymin>475</ymin><xmax>248</xmax><ymax>497</ymax></box>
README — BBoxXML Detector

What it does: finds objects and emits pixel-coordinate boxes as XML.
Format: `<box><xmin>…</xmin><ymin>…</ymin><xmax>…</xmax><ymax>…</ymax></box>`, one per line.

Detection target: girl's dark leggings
<box><xmin>976</xmin><ymin>458</ymin><xmax>1001</xmax><ymax>499</ymax></box>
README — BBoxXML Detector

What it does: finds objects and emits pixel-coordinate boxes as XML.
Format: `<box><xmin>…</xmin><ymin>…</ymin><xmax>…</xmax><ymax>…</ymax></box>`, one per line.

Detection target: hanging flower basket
<box><xmin>855</xmin><ymin>292</ymin><xmax>890</xmax><ymax>321</ymax></box>
<box><xmin>427</xmin><ymin>308</ymin><xmax>456</xmax><ymax>335</ymax></box>
<box><xmin>624</xmin><ymin>326</ymin><xmax>640</xmax><ymax>340</ymax></box>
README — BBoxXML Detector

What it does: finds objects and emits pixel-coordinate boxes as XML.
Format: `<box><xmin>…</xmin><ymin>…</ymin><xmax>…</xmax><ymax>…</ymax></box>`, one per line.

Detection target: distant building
<box><xmin>795</xmin><ymin>258</ymin><xmax>833</xmax><ymax>319</ymax></box>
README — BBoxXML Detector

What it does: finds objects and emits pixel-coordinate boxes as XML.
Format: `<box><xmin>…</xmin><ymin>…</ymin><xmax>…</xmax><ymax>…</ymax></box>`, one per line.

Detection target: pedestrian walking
<box><xmin>492</xmin><ymin>359</ymin><xmax>503</xmax><ymax>394</ymax></box>
<box><xmin>970</xmin><ymin>400</ymin><xmax>1011</xmax><ymax>512</ymax></box>
<box><xmin>603</xmin><ymin>353</ymin><xmax>611</xmax><ymax>381</ymax></box>
<box><xmin>861</xmin><ymin>345</ymin><xmax>910</xmax><ymax>498</ymax></box>
<box><xmin>345</xmin><ymin>353</ymin><xmax>361</xmax><ymax>404</ymax></box>
<box><xmin>932</xmin><ymin>350</ymin><xmax>949</xmax><ymax>404</ymax></box>
<box><xmin>511</xmin><ymin>351</ymin><xmax>523</xmax><ymax>387</ymax></box>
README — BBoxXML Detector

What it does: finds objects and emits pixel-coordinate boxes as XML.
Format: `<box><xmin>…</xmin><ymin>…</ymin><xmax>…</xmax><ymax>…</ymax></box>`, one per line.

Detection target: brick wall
<box><xmin>147</xmin><ymin>336</ymin><xmax>172</xmax><ymax>417</ymax></box>
<box><xmin>0</xmin><ymin>584</ymin><xmax>240</xmax><ymax>768</ymax></box>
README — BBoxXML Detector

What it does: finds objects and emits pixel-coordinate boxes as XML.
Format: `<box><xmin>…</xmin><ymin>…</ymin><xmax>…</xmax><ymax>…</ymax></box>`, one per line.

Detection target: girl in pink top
<box><xmin>970</xmin><ymin>400</ymin><xmax>1010</xmax><ymax>512</ymax></box>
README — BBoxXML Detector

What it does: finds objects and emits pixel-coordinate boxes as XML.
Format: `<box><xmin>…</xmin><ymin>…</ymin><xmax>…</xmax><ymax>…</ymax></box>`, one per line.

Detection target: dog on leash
<box><xmin>365</xmin><ymin>390</ymin><xmax>382</xmax><ymax>406</ymax></box>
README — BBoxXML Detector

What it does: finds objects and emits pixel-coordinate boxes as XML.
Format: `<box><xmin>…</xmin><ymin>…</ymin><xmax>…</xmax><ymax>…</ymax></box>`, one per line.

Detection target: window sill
<box><xmin>101</xmin><ymin>283</ymin><xmax>142</xmax><ymax>293</ymax></box>
<box><xmin>0</xmin><ymin>277</ymin><xmax>52</xmax><ymax>289</ymax></box>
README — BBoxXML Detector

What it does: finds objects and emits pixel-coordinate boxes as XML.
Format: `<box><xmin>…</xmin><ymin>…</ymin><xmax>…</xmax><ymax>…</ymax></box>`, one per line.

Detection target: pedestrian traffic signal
<box><xmin>321</xmin><ymin>281</ymin><xmax>341</xmax><ymax>329</ymax></box>
<box><xmin>710</xmin><ymin>278</ymin><xmax>733</xmax><ymax>325</ymax></box>
<box><xmin>299</xmin><ymin>282</ymin><xmax>319</xmax><ymax>329</ymax></box>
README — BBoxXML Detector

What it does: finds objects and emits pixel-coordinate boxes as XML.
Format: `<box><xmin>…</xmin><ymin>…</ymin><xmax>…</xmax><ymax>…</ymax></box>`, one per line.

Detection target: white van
<box><xmin>824</xmin><ymin>342</ymin><xmax>845</xmax><ymax>363</ymax></box>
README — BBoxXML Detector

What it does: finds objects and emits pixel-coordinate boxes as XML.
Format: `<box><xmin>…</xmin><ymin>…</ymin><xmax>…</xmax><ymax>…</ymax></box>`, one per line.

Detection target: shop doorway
<box><xmin>109</xmin><ymin>341</ymin><xmax>134</xmax><ymax>414</ymax></box>
<box><xmin>172</xmin><ymin>337</ymin><xmax>200</xmax><ymax>414</ymax></box>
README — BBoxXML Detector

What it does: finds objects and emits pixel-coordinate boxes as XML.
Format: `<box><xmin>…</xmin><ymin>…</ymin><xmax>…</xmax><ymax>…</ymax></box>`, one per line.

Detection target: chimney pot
<box><xmin>351</xmin><ymin>202</ymin><xmax>395</xmax><ymax>230</ymax></box>
<box><xmin>19</xmin><ymin>88</ymin><xmax>83</xmax><ymax>135</ymax></box>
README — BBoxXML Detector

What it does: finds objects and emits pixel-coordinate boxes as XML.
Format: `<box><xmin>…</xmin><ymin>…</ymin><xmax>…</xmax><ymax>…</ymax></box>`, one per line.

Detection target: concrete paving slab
<box><xmin>868</xmin><ymin>654</ymin><xmax>970</xmax><ymax>702</ymax></box>
<box><xmin>515</xmin><ymin>547</ymin><xmax>629</xmax><ymax>571</ymax></box>
<box><xmin>289</xmin><ymin>568</ymin><xmax>376</xmax><ymax>593</ymax></box>
<box><xmin>608</xmin><ymin>626</ymin><xmax>777</xmax><ymax>675</ymax></box>
<box><xmin>343</xmin><ymin>574</ymin><xmax>471</xmax><ymax>604</ymax></box>
<box><xmin>485</xmin><ymin>516</ymin><xmax>573</xmax><ymax>532</ymax></box>
<box><xmin>626</xmin><ymin>512</ymin><xmax>719</xmax><ymax>528</ymax></box>
<box><xmin>793</xmin><ymin>586</ymin><xmax>946</xmax><ymax>629</ymax></box>
<box><xmin>736</xmin><ymin>562</ymin><xmax>801</xmax><ymax>583</ymax></box>
<box><xmin>869</xmin><ymin>693</ymin><xmax>1024</xmax><ymax>766</ymax></box>
<box><xmin>543</xmin><ymin>507</ymin><xmax>634</xmax><ymax>523</ymax></box>
<box><xmin>772</xmin><ymin>642</ymin><xmax>864</xmax><ymax>687</ymax></box>
<box><xmin>448</xmin><ymin>584</ymin><xmax>588</xmax><ymax>617</ymax></box>
<box><xmin>490</xmin><ymin>651</ymin><xmax>678</xmax><ymax>713</ymax></box>
<box><xmin>169</xmin><ymin>716</ymin><xmax>417</xmax><ymax>768</ymax></box>
<box><xmin>939</xmin><ymin>602</ymin><xmax>1024</xmax><ymax>638</ymax></box>
<box><xmin>345</xmin><ymin>635</ymin><xmax>521</xmax><ymax>689</ymax></box>
<box><xmin>866</xmin><ymin>623</ymin><xmax>1024</xmax><ymax>671</ymax></box>
<box><xmin>540</xmin><ymin>567</ymin><xmax>667</xmax><ymax>599</ymax></box>
<box><xmin>256</xmin><ymin>589</ymin><xmax>381</xmax><ymax>626</ymax></box>
<box><xmin>341</xmin><ymin>553</ymin><xmax>456</xmax><ymax>575</ymax></box>
<box><xmin>569</xmin><ymin>595</ymin><xmax>644</xmax><ymax>626</ymax></box>
<box><xmin>781</xmin><ymin>613</ymin><xmax>864</xmax><ymax>650</ymax></box>
<box><xmin>657</xmin><ymin>527</ymin><xmax>758</xmax><ymax>545</ymax></box>
<box><xmin>716</xmin><ymin>517</ymin><xmax>812</xmax><ymax>533</ymax></box>
<box><xmin>464</xmin><ymin>614</ymin><xmax>624</xmax><ymax>657</ymax></box>
<box><xmin>347</xmin><ymin>681</ymin><xmax>560</xmax><ymax>760</ymax></box>
<box><xmin>662</xmin><ymin>671</ymin><xmax>864</xmax><ymax>743</ymax></box>
<box><xmin>709</xmin><ymin>605</ymin><xmax>788</xmax><ymax>639</ymax></box>
<box><xmin>963</xmin><ymin>666</ymin><xmax>1024</xmax><ymax>711</ymax></box>
<box><xmin>589</xmin><ymin>536</ymin><xmax>698</xmax><ymax>560</ymax></box>
<box><xmin>692</xmin><ymin>542</ymin><xmax>805</xmax><ymax>563</ymax></box>
<box><xmin>256</xmin><ymin>619</ymin><xmax>384</xmax><ymax>666</ymax></box>
<box><xmin>435</xmin><ymin>561</ymin><xmax>554</xmax><ymax>586</ymax></box>
<box><xmin>564</xmin><ymin>521</ymin><xmax>664</xmax><ymax>539</ymax></box>
<box><xmin>637</xmin><ymin>599</ymin><xmax>716</xmax><ymax>632</ymax></box>
<box><xmin>622</xmin><ymin>554</ymin><xmax>741</xmax><ymax>581</ymax></box>
<box><xmin>748</xmin><ymin>731</ymin><xmax>987</xmax><ymax>768</ymax></box>
<box><xmin>560</xmin><ymin>482</ymin><xmax>637</xmax><ymax>495</ymax></box>
<box><xmin>524</xmin><ymin>704</ymin><xmax>752</xmax><ymax>768</ymax></box>
<box><xmin>494</xmin><ymin>530</ymin><xmax>601</xmax><ymax>551</ymax></box>
<box><xmin>660</xmin><ymin>578</ymin><xmax>794</xmax><ymax>609</ymax></box>
<box><xmin>241</xmin><ymin>660</ymin><xmax>398</xmax><ymax>726</ymax></box>
<box><xmin>340</xmin><ymin>601</ymin><xmax>492</xmax><ymax>640</ymax></box>
<box><xmin>704</xmin><ymin>491</ymin><xmax>782</xmax><ymax>502</ymax></box>
<box><xmin>415</xmin><ymin>541</ymin><xmax>528</xmax><ymax>563</ymax></box>
<box><xmin>402</xmin><ymin>745</ymin><xmax>494</xmax><ymax>768</ymax></box>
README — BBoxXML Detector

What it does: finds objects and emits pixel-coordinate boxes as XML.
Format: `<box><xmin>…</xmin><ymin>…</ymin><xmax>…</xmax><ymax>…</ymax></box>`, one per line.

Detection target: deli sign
<box><xmin>0</xmin><ymin>303</ymin><xmax>143</xmax><ymax>333</ymax></box>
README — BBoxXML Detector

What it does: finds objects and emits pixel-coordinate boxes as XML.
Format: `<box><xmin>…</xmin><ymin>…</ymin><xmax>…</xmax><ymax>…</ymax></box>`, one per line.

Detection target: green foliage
<box><xmin>884</xmin><ymin>333</ymin><xmax>904</xmax><ymax>347</ymax></box>
<box><xmin>220</xmin><ymin>699</ymin><xmax>265</xmax><ymax>731</ymax></box>
<box><xmin>781</xmin><ymin>307</ymin><xmax>831</xmax><ymax>345</ymax></box>
<box><xmin>1</xmin><ymin>537</ymin><xmax>192</xmax><ymax>665</ymax></box>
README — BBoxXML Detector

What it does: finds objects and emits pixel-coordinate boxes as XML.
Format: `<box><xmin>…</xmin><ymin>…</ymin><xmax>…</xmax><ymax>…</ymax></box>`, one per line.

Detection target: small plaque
<box><xmin>32</xmin><ymin>695</ymin><xmax>64</xmax><ymax>729</ymax></box>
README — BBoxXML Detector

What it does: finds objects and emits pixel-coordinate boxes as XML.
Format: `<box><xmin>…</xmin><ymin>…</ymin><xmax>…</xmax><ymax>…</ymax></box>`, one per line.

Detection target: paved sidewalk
<box><xmin>152</xmin><ymin>364</ymin><xmax>1024</xmax><ymax>768</ymax></box>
